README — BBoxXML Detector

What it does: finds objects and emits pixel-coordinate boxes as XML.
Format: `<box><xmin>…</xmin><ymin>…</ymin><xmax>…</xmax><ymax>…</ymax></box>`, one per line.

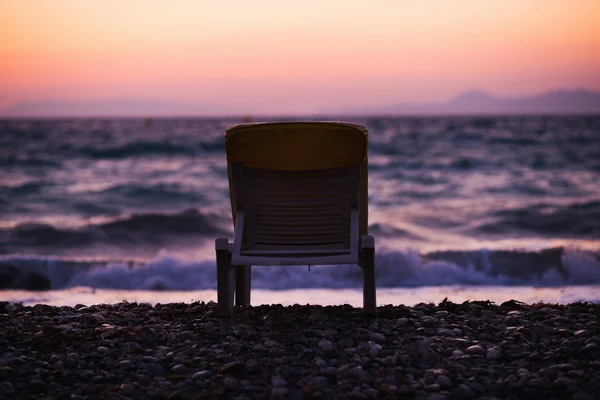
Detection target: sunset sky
<box><xmin>1</xmin><ymin>0</ymin><xmax>599</xmax><ymax>115</ymax></box>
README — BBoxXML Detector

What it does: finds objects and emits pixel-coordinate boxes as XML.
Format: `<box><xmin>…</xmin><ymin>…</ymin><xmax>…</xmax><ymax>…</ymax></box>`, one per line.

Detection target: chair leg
<box><xmin>235</xmin><ymin>265</ymin><xmax>251</xmax><ymax>306</ymax></box>
<box><xmin>215</xmin><ymin>238</ymin><xmax>233</xmax><ymax>317</ymax></box>
<box><xmin>360</xmin><ymin>235</ymin><xmax>377</xmax><ymax>316</ymax></box>
<box><xmin>229</xmin><ymin>261</ymin><xmax>236</xmax><ymax>309</ymax></box>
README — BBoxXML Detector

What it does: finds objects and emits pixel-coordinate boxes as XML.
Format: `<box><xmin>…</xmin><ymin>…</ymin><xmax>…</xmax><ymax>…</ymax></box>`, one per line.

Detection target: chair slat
<box><xmin>240</xmin><ymin>166</ymin><xmax>353</xmax><ymax>250</ymax></box>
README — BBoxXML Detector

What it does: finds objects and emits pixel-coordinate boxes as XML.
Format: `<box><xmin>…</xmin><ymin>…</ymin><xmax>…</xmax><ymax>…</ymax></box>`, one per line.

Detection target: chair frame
<box><xmin>215</xmin><ymin>137</ymin><xmax>376</xmax><ymax>317</ymax></box>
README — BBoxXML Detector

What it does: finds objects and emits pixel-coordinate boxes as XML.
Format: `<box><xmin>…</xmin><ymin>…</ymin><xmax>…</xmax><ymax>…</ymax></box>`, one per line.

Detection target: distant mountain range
<box><xmin>354</xmin><ymin>89</ymin><xmax>600</xmax><ymax>115</ymax></box>
<box><xmin>2</xmin><ymin>88</ymin><xmax>600</xmax><ymax>117</ymax></box>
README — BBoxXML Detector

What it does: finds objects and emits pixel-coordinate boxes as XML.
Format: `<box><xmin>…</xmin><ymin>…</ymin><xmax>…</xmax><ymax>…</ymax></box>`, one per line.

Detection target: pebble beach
<box><xmin>1</xmin><ymin>300</ymin><xmax>599</xmax><ymax>400</ymax></box>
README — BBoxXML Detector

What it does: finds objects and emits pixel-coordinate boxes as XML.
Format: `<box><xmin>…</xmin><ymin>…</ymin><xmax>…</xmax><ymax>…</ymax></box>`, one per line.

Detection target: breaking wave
<box><xmin>473</xmin><ymin>200</ymin><xmax>600</xmax><ymax>237</ymax></box>
<box><xmin>2</xmin><ymin>247</ymin><xmax>599</xmax><ymax>291</ymax></box>
<box><xmin>0</xmin><ymin>209</ymin><xmax>229</xmax><ymax>257</ymax></box>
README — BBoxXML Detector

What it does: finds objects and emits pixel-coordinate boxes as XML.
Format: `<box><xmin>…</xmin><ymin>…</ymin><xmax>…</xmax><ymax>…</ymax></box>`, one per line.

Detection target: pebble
<box><xmin>550</xmin><ymin>363</ymin><xmax>576</xmax><ymax>371</ymax></box>
<box><xmin>452</xmin><ymin>384</ymin><xmax>475</xmax><ymax>399</ymax></box>
<box><xmin>171</xmin><ymin>364</ymin><xmax>188</xmax><ymax>374</ymax></box>
<box><xmin>192</xmin><ymin>370</ymin><xmax>212</xmax><ymax>380</ymax></box>
<box><xmin>369</xmin><ymin>332</ymin><xmax>386</xmax><ymax>343</ymax></box>
<box><xmin>318</xmin><ymin>339</ymin><xmax>334</xmax><ymax>353</ymax></box>
<box><xmin>425</xmin><ymin>383</ymin><xmax>440</xmax><ymax>391</ymax></box>
<box><xmin>309</xmin><ymin>376</ymin><xmax>329</xmax><ymax>387</ymax></box>
<box><xmin>221</xmin><ymin>361</ymin><xmax>243</xmax><ymax>373</ymax></box>
<box><xmin>424</xmin><ymin>395</ymin><xmax>446</xmax><ymax>400</ymax></box>
<box><xmin>552</xmin><ymin>377</ymin><xmax>577</xmax><ymax>390</ymax></box>
<box><xmin>368</xmin><ymin>343</ymin><xmax>382</xmax><ymax>357</ymax></box>
<box><xmin>436</xmin><ymin>374</ymin><xmax>452</xmax><ymax>389</ymax></box>
<box><xmin>57</xmin><ymin>324</ymin><xmax>72</xmax><ymax>332</ymax></box>
<box><xmin>309</xmin><ymin>313</ymin><xmax>328</xmax><ymax>322</ymax></box>
<box><xmin>8</xmin><ymin>357</ymin><xmax>25</xmax><ymax>367</ymax></box>
<box><xmin>90</xmin><ymin>313</ymin><xmax>105</xmax><ymax>322</ymax></box>
<box><xmin>466</xmin><ymin>345</ymin><xmax>486</xmax><ymax>355</ymax></box>
<box><xmin>0</xmin><ymin>300</ymin><xmax>597</xmax><ymax>399</ymax></box>
<box><xmin>588</xmin><ymin>376</ymin><xmax>600</xmax><ymax>391</ymax></box>
<box><xmin>271</xmin><ymin>376</ymin><xmax>287</xmax><ymax>387</ymax></box>
<box><xmin>584</xmin><ymin>343</ymin><xmax>600</xmax><ymax>352</ymax></box>
<box><xmin>270</xmin><ymin>387</ymin><xmax>288</xmax><ymax>400</ymax></box>
<box><xmin>204</xmin><ymin>321</ymin><xmax>216</xmax><ymax>334</ymax></box>
<box><xmin>179</xmin><ymin>330</ymin><xmax>195</xmax><ymax>341</ymax></box>
<box><xmin>122</xmin><ymin>311</ymin><xmax>136</xmax><ymax>320</ymax></box>
<box><xmin>123</xmin><ymin>342</ymin><xmax>142</xmax><ymax>352</ymax></box>
<box><xmin>148</xmin><ymin>363</ymin><xmax>165</xmax><ymax>376</ymax></box>
<box><xmin>120</xmin><ymin>383</ymin><xmax>135</xmax><ymax>394</ymax></box>
<box><xmin>567</xmin><ymin>370</ymin><xmax>585</xmax><ymax>378</ymax></box>
<box><xmin>223</xmin><ymin>377</ymin><xmax>238</xmax><ymax>388</ymax></box>
<box><xmin>0</xmin><ymin>381</ymin><xmax>15</xmax><ymax>394</ymax></box>
<box><xmin>554</xmin><ymin>316</ymin><xmax>570</xmax><ymax>324</ymax></box>
<box><xmin>486</xmin><ymin>347</ymin><xmax>501</xmax><ymax>360</ymax></box>
<box><xmin>528</xmin><ymin>378</ymin><xmax>546</xmax><ymax>387</ymax></box>
<box><xmin>572</xmin><ymin>393</ymin><xmax>596</xmax><ymax>400</ymax></box>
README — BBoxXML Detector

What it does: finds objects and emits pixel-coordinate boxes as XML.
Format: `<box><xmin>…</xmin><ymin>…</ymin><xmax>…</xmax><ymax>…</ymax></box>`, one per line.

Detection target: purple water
<box><xmin>1</xmin><ymin>116</ymin><xmax>599</xmax><ymax>305</ymax></box>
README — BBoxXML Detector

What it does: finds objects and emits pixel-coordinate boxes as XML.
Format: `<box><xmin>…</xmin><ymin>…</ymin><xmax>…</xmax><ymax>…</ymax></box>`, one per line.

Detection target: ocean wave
<box><xmin>0</xmin><ymin>182</ymin><xmax>50</xmax><ymax>196</ymax></box>
<box><xmin>368</xmin><ymin>223</ymin><xmax>423</xmax><ymax>239</ymax></box>
<box><xmin>487</xmin><ymin>136</ymin><xmax>540</xmax><ymax>146</ymax></box>
<box><xmin>1</xmin><ymin>247</ymin><xmax>598</xmax><ymax>291</ymax></box>
<box><xmin>1</xmin><ymin>218</ymin><xmax>427</xmax><ymax>258</ymax></box>
<box><xmin>99</xmin><ymin>209</ymin><xmax>225</xmax><ymax>237</ymax></box>
<box><xmin>101</xmin><ymin>183</ymin><xmax>206</xmax><ymax>204</ymax></box>
<box><xmin>80</xmin><ymin>141</ymin><xmax>198</xmax><ymax>159</ymax></box>
<box><xmin>450</xmin><ymin>157</ymin><xmax>480</xmax><ymax>170</ymax></box>
<box><xmin>2</xmin><ymin>117</ymin><xmax>600</xmax><ymax>264</ymax></box>
<box><xmin>0</xmin><ymin>156</ymin><xmax>62</xmax><ymax>168</ymax></box>
<box><xmin>0</xmin><ymin>209</ymin><xmax>228</xmax><ymax>257</ymax></box>
<box><xmin>474</xmin><ymin>200</ymin><xmax>600</xmax><ymax>237</ymax></box>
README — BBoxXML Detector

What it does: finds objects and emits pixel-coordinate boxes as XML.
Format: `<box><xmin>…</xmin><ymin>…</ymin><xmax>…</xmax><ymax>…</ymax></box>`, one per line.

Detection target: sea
<box><xmin>1</xmin><ymin>116</ymin><xmax>599</xmax><ymax>307</ymax></box>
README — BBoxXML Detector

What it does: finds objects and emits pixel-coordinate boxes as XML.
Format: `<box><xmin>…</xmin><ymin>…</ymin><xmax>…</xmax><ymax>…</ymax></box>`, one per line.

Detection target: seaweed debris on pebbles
<box><xmin>0</xmin><ymin>299</ymin><xmax>599</xmax><ymax>399</ymax></box>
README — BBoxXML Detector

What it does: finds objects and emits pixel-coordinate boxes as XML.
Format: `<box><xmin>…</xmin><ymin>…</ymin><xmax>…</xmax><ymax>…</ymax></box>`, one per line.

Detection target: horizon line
<box><xmin>2</xmin><ymin>111</ymin><xmax>600</xmax><ymax>120</ymax></box>
<box><xmin>2</xmin><ymin>86</ymin><xmax>599</xmax><ymax>119</ymax></box>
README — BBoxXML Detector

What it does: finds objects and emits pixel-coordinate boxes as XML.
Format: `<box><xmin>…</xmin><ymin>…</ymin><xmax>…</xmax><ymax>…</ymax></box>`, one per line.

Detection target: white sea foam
<box><xmin>2</xmin><ymin>248</ymin><xmax>599</xmax><ymax>291</ymax></box>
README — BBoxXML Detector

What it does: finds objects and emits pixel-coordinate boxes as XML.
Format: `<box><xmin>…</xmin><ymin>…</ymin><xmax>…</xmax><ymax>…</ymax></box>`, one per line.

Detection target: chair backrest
<box><xmin>225</xmin><ymin>122</ymin><xmax>369</xmax><ymax>253</ymax></box>
<box><xmin>231</xmin><ymin>164</ymin><xmax>358</xmax><ymax>254</ymax></box>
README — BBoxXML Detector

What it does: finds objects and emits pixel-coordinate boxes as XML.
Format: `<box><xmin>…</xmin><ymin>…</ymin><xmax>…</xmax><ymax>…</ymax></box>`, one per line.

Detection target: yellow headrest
<box><xmin>225</xmin><ymin>122</ymin><xmax>368</xmax><ymax>170</ymax></box>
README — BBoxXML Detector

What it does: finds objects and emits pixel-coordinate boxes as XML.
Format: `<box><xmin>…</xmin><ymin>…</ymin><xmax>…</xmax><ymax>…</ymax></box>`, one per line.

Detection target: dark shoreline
<box><xmin>1</xmin><ymin>300</ymin><xmax>599</xmax><ymax>399</ymax></box>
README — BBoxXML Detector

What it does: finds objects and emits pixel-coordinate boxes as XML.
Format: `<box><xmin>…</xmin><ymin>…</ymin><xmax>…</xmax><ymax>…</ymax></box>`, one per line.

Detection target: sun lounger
<box><xmin>215</xmin><ymin>122</ymin><xmax>376</xmax><ymax>316</ymax></box>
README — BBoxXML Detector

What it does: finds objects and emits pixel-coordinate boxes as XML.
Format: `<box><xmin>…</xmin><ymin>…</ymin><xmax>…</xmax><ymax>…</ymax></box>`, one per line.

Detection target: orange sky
<box><xmin>1</xmin><ymin>0</ymin><xmax>600</xmax><ymax>114</ymax></box>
